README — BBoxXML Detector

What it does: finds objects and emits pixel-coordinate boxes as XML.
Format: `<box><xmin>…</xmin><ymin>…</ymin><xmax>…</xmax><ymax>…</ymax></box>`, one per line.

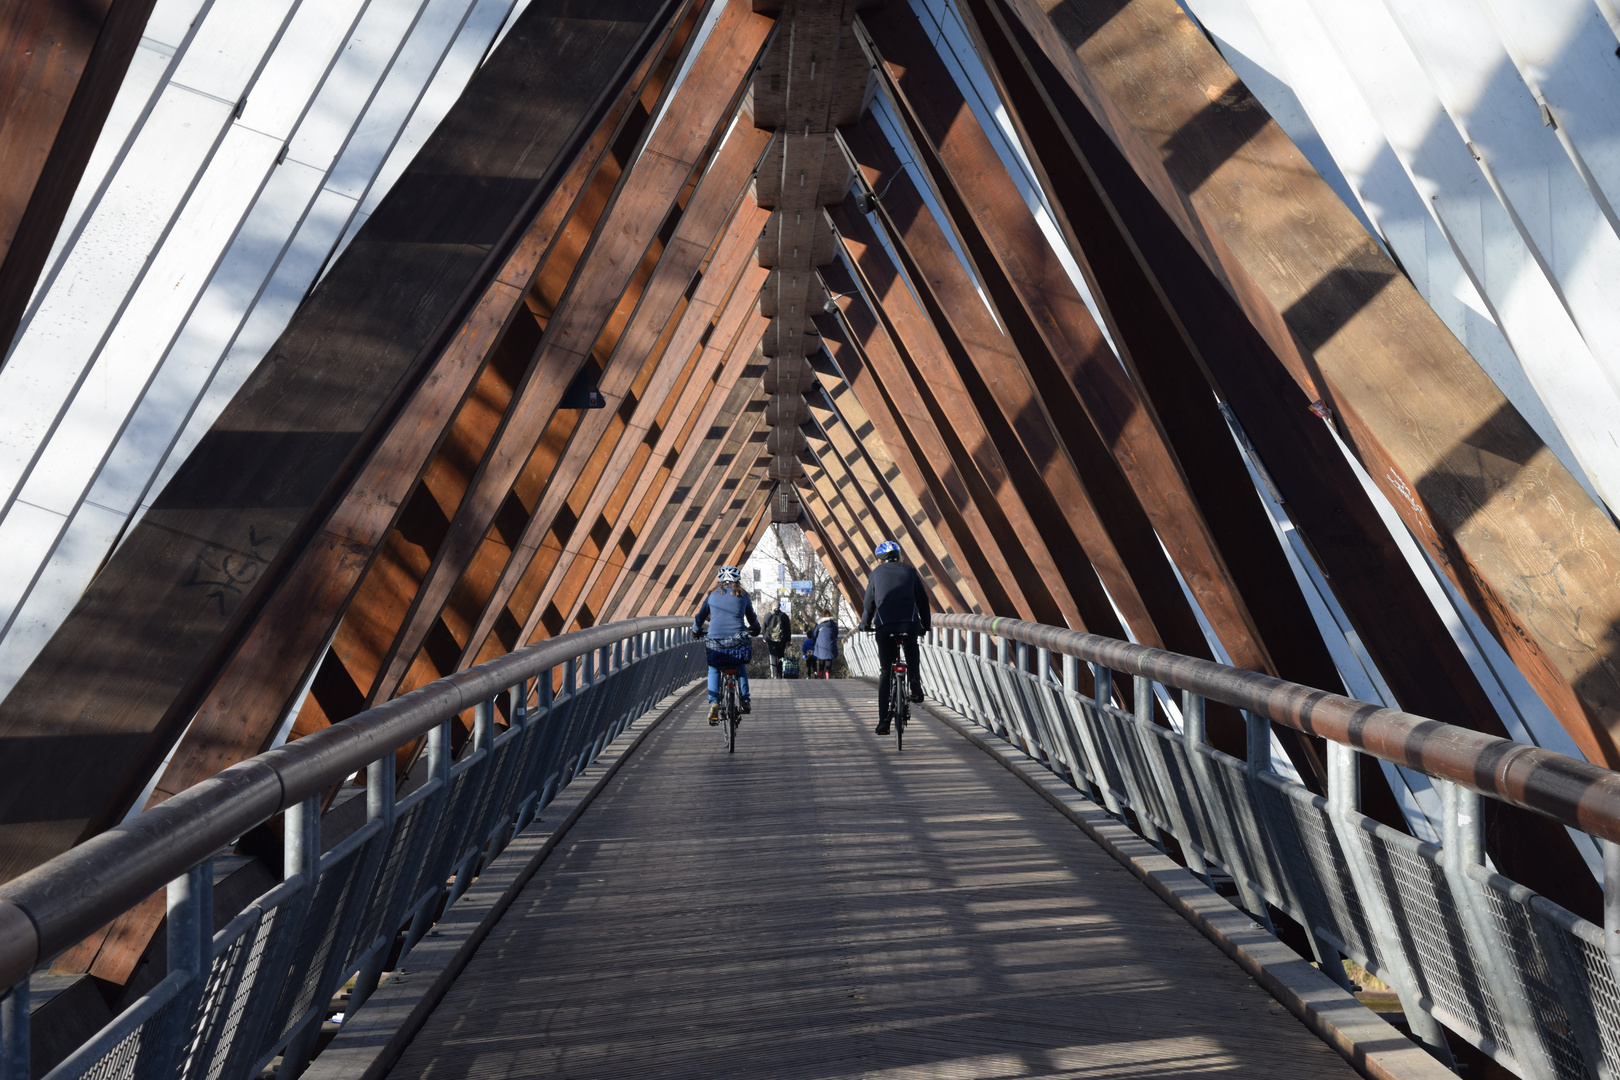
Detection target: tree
<box><xmin>744</xmin><ymin>523</ymin><xmax>855</xmax><ymax>633</ymax></box>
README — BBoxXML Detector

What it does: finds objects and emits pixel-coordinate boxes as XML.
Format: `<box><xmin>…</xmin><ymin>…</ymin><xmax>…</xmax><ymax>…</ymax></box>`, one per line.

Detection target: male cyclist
<box><xmin>692</xmin><ymin>565</ymin><xmax>761</xmax><ymax>724</ymax></box>
<box><xmin>855</xmin><ymin>540</ymin><xmax>931</xmax><ymax>734</ymax></box>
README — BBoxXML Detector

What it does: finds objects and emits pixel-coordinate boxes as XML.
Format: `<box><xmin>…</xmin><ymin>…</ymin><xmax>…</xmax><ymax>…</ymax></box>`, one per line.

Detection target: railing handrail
<box><xmin>935</xmin><ymin>613</ymin><xmax>1620</xmax><ymax>843</ymax></box>
<box><xmin>0</xmin><ymin>615</ymin><xmax>691</xmax><ymax>993</ymax></box>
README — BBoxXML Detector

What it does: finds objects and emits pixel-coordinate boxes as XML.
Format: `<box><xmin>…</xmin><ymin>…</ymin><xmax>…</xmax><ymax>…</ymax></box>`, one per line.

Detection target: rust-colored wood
<box><xmin>971</xmin><ymin>0</ymin><xmax>1596</xmax><ymax>913</ymax></box>
<box><xmin>1003</xmin><ymin>0</ymin><xmax>1620</xmax><ymax>768</ymax></box>
<box><xmin>841</xmin><ymin>120</ymin><xmax>1187</xmax><ymax>650</ymax></box>
<box><xmin>368</xmin><ymin>0</ymin><xmax>771</xmax><ymax>697</ymax></box>
<box><xmin>0</xmin><ymin>0</ymin><xmax>682</xmax><ymax>900</ymax></box>
<box><xmin>817</xmin><ymin>265</ymin><xmax>1039</xmax><ymax>623</ymax></box>
<box><xmin>802</xmin><ymin>388</ymin><xmax>965</xmax><ymax>612</ymax></box>
<box><xmin>580</xmin><ymin>298</ymin><xmax>771</xmax><ymax>625</ymax></box>
<box><xmin>0</xmin><ymin>0</ymin><xmax>159</xmax><ymax>356</ymax></box>
<box><xmin>804</xmin><ymin>361</ymin><xmax>976</xmax><ymax>612</ymax></box>
<box><xmin>810</xmin><ymin>315</ymin><xmax>1003</xmax><ymax>616</ymax></box>
<box><xmin>801</xmin><ymin>421</ymin><xmax>884</xmax><ymax>561</ymax></box>
<box><xmin>830</xmin><ymin>194</ymin><xmax>1106</xmax><ymax>635</ymax></box>
<box><xmin>863</xmin><ymin>4</ymin><xmax>1276</xmax><ymax>679</ymax></box>
<box><xmin>799</xmin><ymin>495</ymin><xmax>866</xmax><ymax>611</ymax></box>
<box><xmin>455</xmin><ymin>129</ymin><xmax>768</xmax><ymax>656</ymax></box>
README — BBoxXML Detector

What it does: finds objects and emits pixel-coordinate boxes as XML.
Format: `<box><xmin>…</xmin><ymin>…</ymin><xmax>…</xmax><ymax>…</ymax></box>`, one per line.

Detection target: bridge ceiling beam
<box><xmin>811</xmin><ymin>313</ymin><xmax>1004</xmax><ymax>614</ymax></box>
<box><xmin>828</xmin><ymin>197</ymin><xmax>1091</xmax><ymax>632</ymax></box>
<box><xmin>862</xmin><ymin>3</ymin><xmax>1308</xmax><ymax>691</ymax></box>
<box><xmin>996</xmin><ymin>0</ymin><xmax>1620</xmax><ymax>771</ymax></box>
<box><xmin>29</xmin><ymin>0</ymin><xmax>700</xmax><ymax>978</ymax></box>
<box><xmin>817</xmin><ymin>268</ymin><xmax>1043</xmax><ymax>622</ymax></box>
<box><xmin>572</xmin><ymin>283</ymin><xmax>773</xmax><ymax>629</ymax></box>
<box><xmin>841</xmin><ymin>119</ymin><xmax>1192</xmax><ymax>652</ymax></box>
<box><xmin>802</xmin><ymin>385</ymin><xmax>967</xmax><ymax>612</ymax></box>
<box><xmin>797</xmin><ymin>497</ymin><xmax>865</xmax><ymax>612</ymax></box>
<box><xmin>484</xmin><ymin>206</ymin><xmax>772</xmax><ymax>650</ymax></box>
<box><xmin>357</xmin><ymin>2</ymin><xmax>770</xmax><ymax>707</ymax></box>
<box><xmin>799</xmin><ymin>426</ymin><xmax>886</xmax><ymax>578</ymax></box>
<box><xmin>804</xmin><ymin>358</ymin><xmax>976</xmax><ymax>613</ymax></box>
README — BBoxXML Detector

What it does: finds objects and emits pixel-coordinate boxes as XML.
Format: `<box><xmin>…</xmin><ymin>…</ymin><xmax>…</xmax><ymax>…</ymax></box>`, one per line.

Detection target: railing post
<box><xmin>1</xmin><ymin>975</ymin><xmax>27</xmax><ymax>1080</ymax></box>
<box><xmin>1062</xmin><ymin>653</ymin><xmax>1115</xmax><ymax>811</ymax></box>
<box><xmin>352</xmin><ymin>753</ymin><xmax>399</xmax><ymax>1010</ymax></box>
<box><xmin>1441</xmin><ymin>782</ymin><xmax>1549</xmax><ymax>1078</ymax></box>
<box><xmin>161</xmin><ymin>859</ymin><xmax>212</xmax><ymax>1069</ymax></box>
<box><xmin>1325</xmin><ymin>741</ymin><xmax>1454</xmax><ymax>1063</ymax></box>
<box><xmin>1129</xmin><ymin>675</ymin><xmax>1167</xmax><ymax>846</ymax></box>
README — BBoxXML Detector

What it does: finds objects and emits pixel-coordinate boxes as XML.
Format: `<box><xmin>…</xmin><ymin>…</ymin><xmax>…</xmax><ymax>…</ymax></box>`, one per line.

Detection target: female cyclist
<box><xmin>692</xmin><ymin>565</ymin><xmax>762</xmax><ymax>724</ymax></box>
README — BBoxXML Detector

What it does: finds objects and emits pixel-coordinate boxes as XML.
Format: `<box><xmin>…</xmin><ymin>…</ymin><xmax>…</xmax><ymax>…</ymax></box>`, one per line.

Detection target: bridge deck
<box><xmin>385</xmin><ymin>679</ymin><xmax>1359</xmax><ymax>1079</ymax></box>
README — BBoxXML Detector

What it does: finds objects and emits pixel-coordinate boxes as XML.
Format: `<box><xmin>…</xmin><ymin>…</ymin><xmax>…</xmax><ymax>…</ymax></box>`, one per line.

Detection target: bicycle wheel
<box><xmin>723</xmin><ymin>681</ymin><xmax>738</xmax><ymax>753</ymax></box>
<box><xmin>889</xmin><ymin>669</ymin><xmax>907</xmax><ymax>751</ymax></box>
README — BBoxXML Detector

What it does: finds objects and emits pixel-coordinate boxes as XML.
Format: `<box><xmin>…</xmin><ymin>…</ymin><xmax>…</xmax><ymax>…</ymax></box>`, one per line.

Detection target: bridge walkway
<box><xmin>384</xmin><ymin>678</ymin><xmax>1359</xmax><ymax>1079</ymax></box>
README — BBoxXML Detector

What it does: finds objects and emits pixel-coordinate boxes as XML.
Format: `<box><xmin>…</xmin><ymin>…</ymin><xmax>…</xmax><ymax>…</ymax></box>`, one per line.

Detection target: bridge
<box><xmin>3</xmin><ymin>0</ymin><xmax>1620</xmax><ymax>1077</ymax></box>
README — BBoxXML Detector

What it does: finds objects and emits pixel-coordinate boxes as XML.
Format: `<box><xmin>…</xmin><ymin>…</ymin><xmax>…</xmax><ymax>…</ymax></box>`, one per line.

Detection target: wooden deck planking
<box><xmin>385</xmin><ymin>680</ymin><xmax>1359</xmax><ymax>1079</ymax></box>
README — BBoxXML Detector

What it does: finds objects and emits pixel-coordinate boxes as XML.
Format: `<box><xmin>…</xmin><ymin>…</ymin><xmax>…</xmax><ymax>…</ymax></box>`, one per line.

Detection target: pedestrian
<box><xmin>811</xmin><ymin>606</ymin><xmax>839</xmax><ymax>678</ymax></box>
<box><xmin>761</xmin><ymin>600</ymin><xmax>792</xmax><ymax>678</ymax></box>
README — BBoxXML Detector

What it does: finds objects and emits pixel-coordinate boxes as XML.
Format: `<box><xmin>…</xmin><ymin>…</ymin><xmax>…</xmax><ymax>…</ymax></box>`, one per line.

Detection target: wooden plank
<box><xmin>862</xmin><ymin>4</ymin><xmax>1281</xmax><ymax>679</ymax></box>
<box><xmin>383</xmin><ymin>682</ymin><xmax>1362</xmax><ymax>1080</ymax></box>
<box><xmin>1001</xmin><ymin>0</ymin><xmax>1620</xmax><ymax>768</ymax></box>
<box><xmin>818</xmin><ymin>266</ymin><xmax>1041</xmax><ymax>623</ymax></box>
<box><xmin>455</xmin><ymin>140</ymin><xmax>769</xmax><ymax>660</ymax></box>
<box><xmin>798</xmin><ymin>498</ymin><xmax>865</xmax><ymax>611</ymax></box>
<box><xmin>803</xmin><ymin>365</ymin><xmax>976</xmax><ymax>613</ymax></box>
<box><xmin>803</xmin><ymin>388</ymin><xmax>967</xmax><ymax>612</ymax></box>
<box><xmin>0</xmin><ymin>0</ymin><xmax>684</xmax><ymax>890</ymax></box>
<box><xmin>366</xmin><ymin>0</ymin><xmax>771</xmax><ymax>696</ymax></box>
<box><xmin>811</xmin><ymin>315</ymin><xmax>1007</xmax><ymax>616</ymax></box>
<box><xmin>829</xmin><ymin>194</ymin><xmax>1107</xmax><ymax>636</ymax></box>
<box><xmin>0</xmin><ymin>0</ymin><xmax>159</xmax><ymax>356</ymax></box>
<box><xmin>970</xmin><ymin>0</ymin><xmax>1597</xmax><ymax>911</ymax></box>
<box><xmin>841</xmin><ymin>119</ymin><xmax>1190</xmax><ymax>651</ymax></box>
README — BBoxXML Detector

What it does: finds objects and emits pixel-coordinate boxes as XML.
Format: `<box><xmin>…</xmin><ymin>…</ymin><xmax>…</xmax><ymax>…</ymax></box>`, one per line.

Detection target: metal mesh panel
<box><xmin>1565</xmin><ymin>911</ymin><xmax>1620</xmax><ymax>1075</ymax></box>
<box><xmin>59</xmin><ymin>989</ymin><xmax>181</xmax><ymax>1080</ymax></box>
<box><xmin>345</xmin><ymin>794</ymin><xmax>429</xmax><ymax>970</ymax></box>
<box><xmin>1097</xmin><ymin>706</ymin><xmax>1173</xmax><ymax>832</ymax></box>
<box><xmin>1157</xmin><ymin>732</ymin><xmax>1217</xmax><ymax>864</ymax></box>
<box><xmin>1205</xmin><ymin>753</ymin><xmax>1295</xmax><ymax>917</ymax></box>
<box><xmin>176</xmin><ymin>909</ymin><xmax>259</xmax><ymax>1080</ymax></box>
<box><xmin>273</xmin><ymin>846</ymin><xmax>367</xmax><ymax>1041</ymax></box>
<box><xmin>1260</xmin><ymin>780</ymin><xmax>1377</xmax><ymax>963</ymax></box>
<box><xmin>1358</xmin><ymin>825</ymin><xmax>1506</xmax><ymax>1052</ymax></box>
<box><xmin>1475</xmin><ymin>871</ymin><xmax>1590</xmax><ymax>1080</ymax></box>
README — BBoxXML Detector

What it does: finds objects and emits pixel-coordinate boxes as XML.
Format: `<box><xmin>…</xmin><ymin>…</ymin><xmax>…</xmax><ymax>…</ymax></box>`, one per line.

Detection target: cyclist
<box><xmin>810</xmin><ymin>606</ymin><xmax>839</xmax><ymax>677</ymax></box>
<box><xmin>761</xmin><ymin>601</ymin><xmax>792</xmax><ymax>678</ymax></box>
<box><xmin>855</xmin><ymin>540</ymin><xmax>931</xmax><ymax>734</ymax></box>
<box><xmin>692</xmin><ymin>566</ymin><xmax>761</xmax><ymax>724</ymax></box>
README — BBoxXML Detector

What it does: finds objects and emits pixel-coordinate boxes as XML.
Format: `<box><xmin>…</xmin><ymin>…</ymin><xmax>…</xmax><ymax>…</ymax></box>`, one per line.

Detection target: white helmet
<box><xmin>716</xmin><ymin>565</ymin><xmax>742</xmax><ymax>584</ymax></box>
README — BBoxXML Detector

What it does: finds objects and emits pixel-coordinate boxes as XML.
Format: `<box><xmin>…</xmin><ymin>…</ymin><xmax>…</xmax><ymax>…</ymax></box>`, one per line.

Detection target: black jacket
<box><xmin>857</xmin><ymin>561</ymin><xmax>931</xmax><ymax>634</ymax></box>
<box><xmin>762</xmin><ymin>609</ymin><xmax>791</xmax><ymax>646</ymax></box>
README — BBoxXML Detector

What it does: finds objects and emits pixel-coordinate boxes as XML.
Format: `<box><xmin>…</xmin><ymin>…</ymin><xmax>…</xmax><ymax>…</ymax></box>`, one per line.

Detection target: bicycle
<box><xmin>716</xmin><ymin>665</ymin><xmax>743</xmax><ymax>753</ymax></box>
<box><xmin>888</xmin><ymin>656</ymin><xmax>910</xmax><ymax>751</ymax></box>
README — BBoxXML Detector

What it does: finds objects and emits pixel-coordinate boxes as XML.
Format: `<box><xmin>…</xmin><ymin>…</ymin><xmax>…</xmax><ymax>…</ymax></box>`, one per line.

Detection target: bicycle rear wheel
<box><xmin>723</xmin><ymin>681</ymin><xmax>738</xmax><ymax>753</ymax></box>
<box><xmin>889</xmin><ymin>670</ymin><xmax>907</xmax><ymax>751</ymax></box>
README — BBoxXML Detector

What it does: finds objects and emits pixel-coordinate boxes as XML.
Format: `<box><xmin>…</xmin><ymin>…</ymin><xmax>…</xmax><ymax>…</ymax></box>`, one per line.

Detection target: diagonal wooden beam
<box><xmin>999</xmin><ymin>0</ymin><xmax>1620</xmax><ymax>767</ymax></box>
<box><xmin>804</xmin><ymin>360</ymin><xmax>976</xmax><ymax>611</ymax></box>
<box><xmin>802</xmin><ymin>387</ymin><xmax>964</xmax><ymax>610</ymax></box>
<box><xmin>799</xmin><ymin>499</ymin><xmax>865</xmax><ymax>612</ymax></box>
<box><xmin>969</xmin><ymin>0</ymin><xmax>1598</xmax><ymax>910</ymax></box>
<box><xmin>811</xmin><ymin>315</ymin><xmax>999</xmax><ymax>614</ymax></box>
<box><xmin>0</xmin><ymin>0</ymin><xmax>161</xmax><ymax>356</ymax></box>
<box><xmin>829</xmin><ymin>193</ymin><xmax>1107</xmax><ymax>634</ymax></box>
<box><xmin>465</xmin><ymin>184</ymin><xmax>771</xmax><ymax>655</ymax></box>
<box><xmin>799</xmin><ymin>434</ymin><xmax>881</xmax><ymax>576</ymax></box>
<box><xmin>365</xmin><ymin>1</ymin><xmax>772</xmax><ymax>698</ymax></box>
<box><xmin>818</xmin><ymin>263</ymin><xmax>1042</xmax><ymax>621</ymax></box>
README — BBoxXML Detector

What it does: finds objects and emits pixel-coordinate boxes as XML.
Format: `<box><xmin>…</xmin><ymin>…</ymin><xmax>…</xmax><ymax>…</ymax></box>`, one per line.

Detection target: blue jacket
<box><xmin>693</xmin><ymin>589</ymin><xmax>760</xmax><ymax>641</ymax></box>
<box><xmin>812</xmin><ymin>618</ymin><xmax>839</xmax><ymax>660</ymax></box>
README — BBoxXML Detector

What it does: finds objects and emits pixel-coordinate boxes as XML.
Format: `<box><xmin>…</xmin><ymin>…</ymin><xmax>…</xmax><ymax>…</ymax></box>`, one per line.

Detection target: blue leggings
<box><xmin>708</xmin><ymin>666</ymin><xmax>750</xmax><ymax>703</ymax></box>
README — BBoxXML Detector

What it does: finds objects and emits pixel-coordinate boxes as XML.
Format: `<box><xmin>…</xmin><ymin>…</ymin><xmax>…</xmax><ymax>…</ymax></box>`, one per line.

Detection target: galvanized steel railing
<box><xmin>849</xmin><ymin>613</ymin><xmax>1620</xmax><ymax>1080</ymax></box>
<box><xmin>0</xmin><ymin>617</ymin><xmax>703</xmax><ymax>1080</ymax></box>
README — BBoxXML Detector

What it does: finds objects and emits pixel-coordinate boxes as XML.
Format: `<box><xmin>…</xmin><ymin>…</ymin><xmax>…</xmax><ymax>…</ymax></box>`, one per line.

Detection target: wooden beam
<box><xmin>1001</xmin><ymin>0</ymin><xmax>1620</xmax><ymax>768</ymax></box>
<box><xmin>811</xmin><ymin>314</ymin><xmax>1001</xmax><ymax>614</ymax></box>
<box><xmin>457</xmin><ymin>149</ymin><xmax>770</xmax><ymax>660</ymax></box>
<box><xmin>0</xmin><ymin>0</ymin><xmax>160</xmax><ymax>356</ymax></box>
<box><xmin>802</xmin><ymin>386</ymin><xmax>967</xmax><ymax>611</ymax></box>
<box><xmin>862</xmin><ymin>4</ymin><xmax>1288</xmax><ymax>680</ymax></box>
<box><xmin>804</xmin><ymin>358</ymin><xmax>976</xmax><ymax>611</ymax></box>
<box><xmin>818</xmin><ymin>264</ymin><xmax>1038</xmax><ymax>621</ymax></box>
<box><xmin>971</xmin><ymin>0</ymin><xmax>1597</xmax><ymax>912</ymax></box>
<box><xmin>364</xmin><ymin>0</ymin><xmax>772</xmax><ymax>698</ymax></box>
<box><xmin>0</xmin><ymin>0</ymin><xmax>685</xmax><ymax>891</ymax></box>
<box><xmin>829</xmin><ymin>193</ymin><xmax>1108</xmax><ymax>635</ymax></box>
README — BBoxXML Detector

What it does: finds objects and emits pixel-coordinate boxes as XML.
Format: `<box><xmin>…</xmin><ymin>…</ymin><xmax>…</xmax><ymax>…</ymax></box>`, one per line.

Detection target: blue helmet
<box><xmin>874</xmin><ymin>540</ymin><xmax>901</xmax><ymax>561</ymax></box>
<box><xmin>716</xmin><ymin>565</ymin><xmax>742</xmax><ymax>584</ymax></box>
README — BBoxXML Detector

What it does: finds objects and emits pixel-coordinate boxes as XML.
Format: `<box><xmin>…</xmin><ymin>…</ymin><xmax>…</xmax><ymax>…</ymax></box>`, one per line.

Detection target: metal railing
<box><xmin>0</xmin><ymin>618</ymin><xmax>703</xmax><ymax>1080</ymax></box>
<box><xmin>849</xmin><ymin>613</ymin><xmax>1620</xmax><ymax>1080</ymax></box>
